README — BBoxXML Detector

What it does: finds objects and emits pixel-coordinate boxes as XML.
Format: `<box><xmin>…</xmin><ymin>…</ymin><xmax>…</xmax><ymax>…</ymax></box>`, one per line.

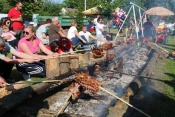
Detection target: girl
<box><xmin>58</xmin><ymin>37</ymin><xmax>74</xmax><ymax>54</ymax></box>
<box><xmin>46</xmin><ymin>41</ymin><xmax>60</xmax><ymax>53</ymax></box>
<box><xmin>1</xmin><ymin>25</ymin><xmax>17</xmax><ymax>49</ymax></box>
<box><xmin>16</xmin><ymin>25</ymin><xmax>59</xmax><ymax>81</ymax></box>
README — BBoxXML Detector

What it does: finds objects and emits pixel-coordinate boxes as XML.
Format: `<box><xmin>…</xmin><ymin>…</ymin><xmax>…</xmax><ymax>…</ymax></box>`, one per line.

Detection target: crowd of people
<box><xmin>0</xmin><ymin>1</ymin><xmax>112</xmax><ymax>87</ymax></box>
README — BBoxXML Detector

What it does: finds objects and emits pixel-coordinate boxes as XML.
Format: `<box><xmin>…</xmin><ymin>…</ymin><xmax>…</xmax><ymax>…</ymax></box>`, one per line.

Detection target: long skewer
<box><xmin>99</xmin><ymin>87</ymin><xmax>151</xmax><ymax>117</ymax></box>
<box><xmin>56</xmin><ymin>92</ymin><xmax>72</xmax><ymax>116</ymax></box>
<box><xmin>151</xmin><ymin>42</ymin><xmax>170</xmax><ymax>54</ymax></box>
<box><xmin>6</xmin><ymin>79</ymin><xmax>71</xmax><ymax>86</ymax></box>
<box><xmin>101</xmin><ymin>69</ymin><xmax>175</xmax><ymax>84</ymax></box>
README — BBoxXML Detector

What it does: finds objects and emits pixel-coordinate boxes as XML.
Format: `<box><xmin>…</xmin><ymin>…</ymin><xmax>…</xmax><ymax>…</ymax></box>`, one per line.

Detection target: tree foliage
<box><xmin>0</xmin><ymin>0</ymin><xmax>175</xmax><ymax>22</ymax></box>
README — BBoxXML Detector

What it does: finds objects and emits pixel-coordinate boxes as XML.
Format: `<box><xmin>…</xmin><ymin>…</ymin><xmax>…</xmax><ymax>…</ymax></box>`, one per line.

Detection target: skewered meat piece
<box><xmin>75</xmin><ymin>72</ymin><xmax>100</xmax><ymax>93</ymax></box>
<box><xmin>94</xmin><ymin>64</ymin><xmax>101</xmax><ymax>72</ymax></box>
<box><xmin>92</xmin><ymin>47</ymin><xmax>104</xmax><ymax>59</ymax></box>
<box><xmin>147</xmin><ymin>45</ymin><xmax>152</xmax><ymax>50</ymax></box>
<box><xmin>68</xmin><ymin>82</ymin><xmax>81</xmax><ymax>100</ymax></box>
<box><xmin>102</xmin><ymin>43</ymin><xmax>113</xmax><ymax>50</ymax></box>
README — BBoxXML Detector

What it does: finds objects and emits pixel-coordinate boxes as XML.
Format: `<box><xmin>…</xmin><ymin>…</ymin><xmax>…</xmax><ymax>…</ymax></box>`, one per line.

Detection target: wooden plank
<box><xmin>45</xmin><ymin>58</ymin><xmax>60</xmax><ymax>79</ymax></box>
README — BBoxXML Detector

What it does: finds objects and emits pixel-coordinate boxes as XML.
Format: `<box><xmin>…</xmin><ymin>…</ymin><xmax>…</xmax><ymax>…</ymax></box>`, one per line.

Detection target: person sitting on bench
<box><xmin>67</xmin><ymin>20</ymin><xmax>89</xmax><ymax>50</ymax></box>
<box><xmin>79</xmin><ymin>25</ymin><xmax>107</xmax><ymax>47</ymax></box>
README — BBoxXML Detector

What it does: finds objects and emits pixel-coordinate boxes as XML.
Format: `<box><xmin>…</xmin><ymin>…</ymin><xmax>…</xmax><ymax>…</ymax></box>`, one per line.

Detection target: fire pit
<box><xmin>6</xmin><ymin>42</ymin><xmax>152</xmax><ymax>117</ymax></box>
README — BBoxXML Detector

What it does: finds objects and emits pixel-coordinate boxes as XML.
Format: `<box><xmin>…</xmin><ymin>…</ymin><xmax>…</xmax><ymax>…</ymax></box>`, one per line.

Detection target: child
<box><xmin>46</xmin><ymin>40</ymin><xmax>60</xmax><ymax>53</ymax></box>
<box><xmin>1</xmin><ymin>25</ymin><xmax>17</xmax><ymax>49</ymax></box>
<box><xmin>58</xmin><ymin>37</ymin><xmax>74</xmax><ymax>54</ymax></box>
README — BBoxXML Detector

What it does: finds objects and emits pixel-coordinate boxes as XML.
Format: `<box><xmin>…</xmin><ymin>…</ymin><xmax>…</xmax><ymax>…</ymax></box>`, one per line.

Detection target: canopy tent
<box><xmin>82</xmin><ymin>6</ymin><xmax>101</xmax><ymax>15</ymax></box>
<box><xmin>145</xmin><ymin>7</ymin><xmax>174</xmax><ymax>16</ymax></box>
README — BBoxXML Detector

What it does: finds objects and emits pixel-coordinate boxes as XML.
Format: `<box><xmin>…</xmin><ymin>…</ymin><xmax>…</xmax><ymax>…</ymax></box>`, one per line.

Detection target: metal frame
<box><xmin>114</xmin><ymin>2</ymin><xmax>145</xmax><ymax>40</ymax></box>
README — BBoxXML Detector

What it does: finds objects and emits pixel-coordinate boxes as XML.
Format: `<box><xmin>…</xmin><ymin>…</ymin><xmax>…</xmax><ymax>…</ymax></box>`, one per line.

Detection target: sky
<box><xmin>52</xmin><ymin>0</ymin><xmax>64</xmax><ymax>3</ymax></box>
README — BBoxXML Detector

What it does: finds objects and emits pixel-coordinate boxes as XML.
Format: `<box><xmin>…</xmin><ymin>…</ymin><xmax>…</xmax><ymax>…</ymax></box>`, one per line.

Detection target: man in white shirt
<box><xmin>96</xmin><ymin>18</ymin><xmax>112</xmax><ymax>44</ymax></box>
<box><xmin>79</xmin><ymin>26</ymin><xmax>107</xmax><ymax>46</ymax></box>
<box><xmin>36</xmin><ymin>19</ymin><xmax>52</xmax><ymax>45</ymax></box>
<box><xmin>93</xmin><ymin>15</ymin><xmax>100</xmax><ymax>25</ymax></box>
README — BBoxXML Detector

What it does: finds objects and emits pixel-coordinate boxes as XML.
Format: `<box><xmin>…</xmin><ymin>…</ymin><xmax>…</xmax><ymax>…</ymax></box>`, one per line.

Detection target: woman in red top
<box><xmin>58</xmin><ymin>37</ymin><xmax>74</xmax><ymax>54</ymax></box>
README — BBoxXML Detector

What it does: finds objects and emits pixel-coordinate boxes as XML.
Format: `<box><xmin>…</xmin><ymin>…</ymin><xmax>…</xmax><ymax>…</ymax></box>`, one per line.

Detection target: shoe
<box><xmin>22</xmin><ymin>73</ymin><xmax>31</xmax><ymax>81</ymax></box>
<box><xmin>26</xmin><ymin>79</ymin><xmax>31</xmax><ymax>81</ymax></box>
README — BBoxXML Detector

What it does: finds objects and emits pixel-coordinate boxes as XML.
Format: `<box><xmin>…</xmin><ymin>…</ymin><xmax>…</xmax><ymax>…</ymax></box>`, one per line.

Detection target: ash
<box><xmin>50</xmin><ymin>44</ymin><xmax>150</xmax><ymax>117</ymax></box>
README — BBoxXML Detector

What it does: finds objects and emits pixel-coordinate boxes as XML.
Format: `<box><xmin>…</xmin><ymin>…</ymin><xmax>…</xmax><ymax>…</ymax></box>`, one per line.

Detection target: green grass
<box><xmin>151</xmin><ymin>36</ymin><xmax>175</xmax><ymax>116</ymax></box>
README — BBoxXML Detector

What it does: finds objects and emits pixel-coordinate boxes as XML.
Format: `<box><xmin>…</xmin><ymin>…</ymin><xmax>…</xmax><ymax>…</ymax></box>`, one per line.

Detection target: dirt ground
<box><xmin>123</xmin><ymin>58</ymin><xmax>175</xmax><ymax>117</ymax></box>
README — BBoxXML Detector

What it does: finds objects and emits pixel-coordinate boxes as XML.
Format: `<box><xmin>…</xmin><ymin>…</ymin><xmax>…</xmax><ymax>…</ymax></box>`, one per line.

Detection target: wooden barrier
<box><xmin>45</xmin><ymin>55</ymin><xmax>80</xmax><ymax>79</ymax></box>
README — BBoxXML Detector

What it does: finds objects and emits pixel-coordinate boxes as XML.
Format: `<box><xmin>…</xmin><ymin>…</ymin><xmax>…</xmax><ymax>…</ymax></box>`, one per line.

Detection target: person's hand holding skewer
<box><xmin>0</xmin><ymin>76</ymin><xmax>7</xmax><ymax>87</ymax></box>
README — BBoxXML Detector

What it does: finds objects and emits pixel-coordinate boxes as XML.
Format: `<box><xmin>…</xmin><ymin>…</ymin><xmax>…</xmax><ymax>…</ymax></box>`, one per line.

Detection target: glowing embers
<box><xmin>75</xmin><ymin>72</ymin><xmax>100</xmax><ymax>93</ymax></box>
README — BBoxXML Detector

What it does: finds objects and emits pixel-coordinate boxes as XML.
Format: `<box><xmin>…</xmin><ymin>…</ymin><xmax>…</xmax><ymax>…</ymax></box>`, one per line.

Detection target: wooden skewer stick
<box><xmin>56</xmin><ymin>92</ymin><xmax>72</xmax><ymax>116</ymax></box>
<box><xmin>151</xmin><ymin>42</ymin><xmax>170</xmax><ymax>54</ymax></box>
<box><xmin>101</xmin><ymin>69</ymin><xmax>175</xmax><ymax>84</ymax></box>
<box><xmin>99</xmin><ymin>86</ymin><xmax>151</xmax><ymax>117</ymax></box>
<box><xmin>6</xmin><ymin>79</ymin><xmax>70</xmax><ymax>86</ymax></box>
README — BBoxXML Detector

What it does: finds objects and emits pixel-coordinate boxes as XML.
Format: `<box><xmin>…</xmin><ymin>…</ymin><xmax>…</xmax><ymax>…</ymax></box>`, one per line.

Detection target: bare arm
<box><xmin>19</xmin><ymin>43</ymin><xmax>49</xmax><ymax>59</ymax></box>
<box><xmin>89</xmin><ymin>34</ymin><xmax>102</xmax><ymax>41</ymax></box>
<box><xmin>58</xmin><ymin>30</ymin><xmax>66</xmax><ymax>37</ymax></box>
<box><xmin>74</xmin><ymin>31</ymin><xmax>86</xmax><ymax>43</ymax></box>
<box><xmin>12</xmin><ymin>50</ymin><xmax>39</xmax><ymax>59</ymax></box>
<box><xmin>39</xmin><ymin>42</ymin><xmax>54</xmax><ymax>55</ymax></box>
<box><xmin>2</xmin><ymin>35</ymin><xmax>11</xmax><ymax>40</ymax></box>
<box><xmin>69</xmin><ymin>48</ymin><xmax>74</xmax><ymax>54</ymax></box>
<box><xmin>3</xmin><ymin>57</ymin><xmax>36</xmax><ymax>64</ymax></box>
<box><xmin>42</xmin><ymin>33</ymin><xmax>49</xmax><ymax>39</ymax></box>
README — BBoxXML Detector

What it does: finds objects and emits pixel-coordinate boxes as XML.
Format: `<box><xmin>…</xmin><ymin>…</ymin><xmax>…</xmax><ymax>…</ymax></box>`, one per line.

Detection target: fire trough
<box><xmin>0</xmin><ymin>41</ymin><xmax>160</xmax><ymax>117</ymax></box>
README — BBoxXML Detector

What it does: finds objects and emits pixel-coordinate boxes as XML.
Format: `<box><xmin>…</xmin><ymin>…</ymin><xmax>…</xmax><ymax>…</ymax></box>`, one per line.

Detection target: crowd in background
<box><xmin>0</xmin><ymin>1</ymin><xmax>113</xmax><ymax>87</ymax></box>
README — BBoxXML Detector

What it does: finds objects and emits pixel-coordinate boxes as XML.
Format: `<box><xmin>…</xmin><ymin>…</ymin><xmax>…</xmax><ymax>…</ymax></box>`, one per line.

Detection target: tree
<box><xmin>0</xmin><ymin>0</ymin><xmax>11</xmax><ymax>13</ymax></box>
<box><xmin>38</xmin><ymin>0</ymin><xmax>63</xmax><ymax>16</ymax></box>
<box><xmin>7</xmin><ymin>0</ymin><xmax>44</xmax><ymax>20</ymax></box>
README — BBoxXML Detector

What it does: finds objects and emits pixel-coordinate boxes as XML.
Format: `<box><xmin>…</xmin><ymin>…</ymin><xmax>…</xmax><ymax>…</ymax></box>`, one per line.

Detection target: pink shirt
<box><xmin>18</xmin><ymin>37</ymin><xmax>41</xmax><ymax>54</ymax></box>
<box><xmin>1</xmin><ymin>31</ymin><xmax>16</xmax><ymax>41</ymax></box>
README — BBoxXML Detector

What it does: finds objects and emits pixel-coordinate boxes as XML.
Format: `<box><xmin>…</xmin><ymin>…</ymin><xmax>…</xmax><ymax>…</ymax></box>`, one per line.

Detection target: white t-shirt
<box><xmin>36</xmin><ymin>25</ymin><xmax>46</xmax><ymax>41</ymax></box>
<box><xmin>96</xmin><ymin>23</ymin><xmax>104</xmax><ymax>36</ymax></box>
<box><xmin>93</xmin><ymin>18</ymin><xmax>98</xmax><ymax>25</ymax></box>
<box><xmin>79</xmin><ymin>31</ymin><xmax>91</xmax><ymax>42</ymax></box>
<box><xmin>67</xmin><ymin>26</ymin><xmax>77</xmax><ymax>39</ymax></box>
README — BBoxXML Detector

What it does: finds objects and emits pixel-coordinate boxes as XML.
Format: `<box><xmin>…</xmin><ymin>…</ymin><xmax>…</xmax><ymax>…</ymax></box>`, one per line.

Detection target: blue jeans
<box><xmin>71</xmin><ymin>35</ymin><xmax>88</xmax><ymax>45</ymax></box>
<box><xmin>71</xmin><ymin>35</ymin><xmax>90</xmax><ymax>52</ymax></box>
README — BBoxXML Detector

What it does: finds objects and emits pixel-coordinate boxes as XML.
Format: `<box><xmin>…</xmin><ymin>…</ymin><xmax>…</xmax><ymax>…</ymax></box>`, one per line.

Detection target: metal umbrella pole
<box><xmin>133</xmin><ymin>5</ymin><xmax>139</xmax><ymax>40</ymax></box>
<box><xmin>114</xmin><ymin>5</ymin><xmax>133</xmax><ymax>40</ymax></box>
<box><xmin>139</xmin><ymin>8</ymin><xmax>144</xmax><ymax>37</ymax></box>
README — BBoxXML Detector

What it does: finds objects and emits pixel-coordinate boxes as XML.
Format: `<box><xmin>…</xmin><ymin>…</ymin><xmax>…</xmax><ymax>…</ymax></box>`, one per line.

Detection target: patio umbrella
<box><xmin>82</xmin><ymin>6</ymin><xmax>101</xmax><ymax>15</ymax></box>
<box><xmin>145</xmin><ymin>7</ymin><xmax>174</xmax><ymax>16</ymax></box>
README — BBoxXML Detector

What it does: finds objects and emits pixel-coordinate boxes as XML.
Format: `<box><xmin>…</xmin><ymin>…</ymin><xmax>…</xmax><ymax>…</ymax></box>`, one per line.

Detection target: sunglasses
<box><xmin>23</xmin><ymin>31</ymin><xmax>29</xmax><ymax>35</ymax></box>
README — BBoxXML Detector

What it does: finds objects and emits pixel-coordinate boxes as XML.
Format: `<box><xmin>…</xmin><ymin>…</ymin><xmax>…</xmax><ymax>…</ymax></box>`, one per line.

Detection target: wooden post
<box><xmin>59</xmin><ymin>56</ymin><xmax>70</xmax><ymax>75</ymax></box>
<box><xmin>45</xmin><ymin>58</ymin><xmax>60</xmax><ymax>79</ymax></box>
